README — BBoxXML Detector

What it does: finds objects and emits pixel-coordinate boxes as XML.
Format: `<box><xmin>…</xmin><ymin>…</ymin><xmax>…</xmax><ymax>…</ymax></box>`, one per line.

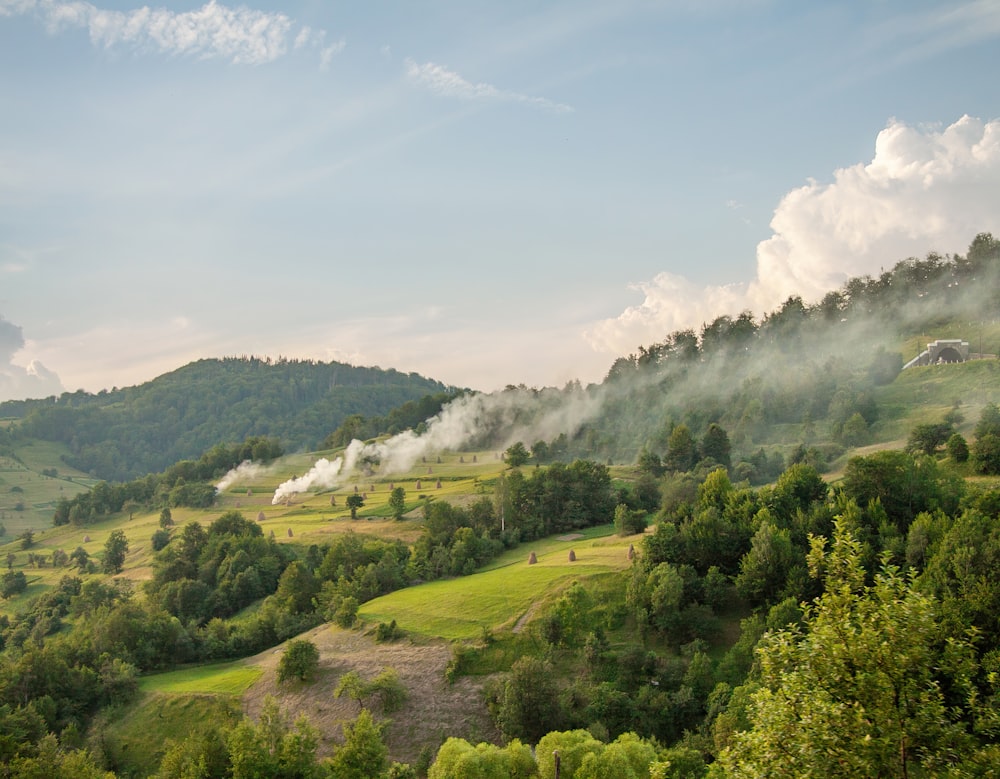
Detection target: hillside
<box><xmin>2</xmin><ymin>234</ymin><xmax>1000</xmax><ymax>776</ymax></box>
<box><xmin>0</xmin><ymin>357</ymin><xmax>458</xmax><ymax>481</ymax></box>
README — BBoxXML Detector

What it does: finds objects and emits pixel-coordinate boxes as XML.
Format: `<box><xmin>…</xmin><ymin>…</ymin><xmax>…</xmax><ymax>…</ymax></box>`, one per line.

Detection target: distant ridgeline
<box><xmin>0</xmin><ymin>357</ymin><xmax>458</xmax><ymax>481</ymax></box>
<box><xmin>527</xmin><ymin>232</ymin><xmax>1000</xmax><ymax>472</ymax></box>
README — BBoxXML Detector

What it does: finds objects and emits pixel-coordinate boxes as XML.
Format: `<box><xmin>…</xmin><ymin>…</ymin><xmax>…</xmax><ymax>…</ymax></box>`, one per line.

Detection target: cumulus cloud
<box><xmin>2</xmin><ymin>0</ymin><xmax>336</xmax><ymax>65</ymax></box>
<box><xmin>587</xmin><ymin>114</ymin><xmax>1000</xmax><ymax>354</ymax></box>
<box><xmin>405</xmin><ymin>59</ymin><xmax>573</xmax><ymax>113</ymax></box>
<box><xmin>0</xmin><ymin>315</ymin><xmax>63</xmax><ymax>401</ymax></box>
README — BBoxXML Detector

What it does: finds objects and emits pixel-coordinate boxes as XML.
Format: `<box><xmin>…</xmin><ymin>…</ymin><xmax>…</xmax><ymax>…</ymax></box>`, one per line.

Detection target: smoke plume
<box><xmin>271</xmin><ymin>384</ymin><xmax>604</xmax><ymax>504</ymax></box>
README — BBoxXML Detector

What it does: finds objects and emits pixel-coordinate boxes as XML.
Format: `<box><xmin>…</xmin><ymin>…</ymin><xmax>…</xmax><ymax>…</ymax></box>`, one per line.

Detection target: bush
<box><xmin>375</xmin><ymin>619</ymin><xmax>402</xmax><ymax>642</ymax></box>
<box><xmin>277</xmin><ymin>639</ymin><xmax>320</xmax><ymax>683</ymax></box>
<box><xmin>151</xmin><ymin>528</ymin><xmax>171</xmax><ymax>551</ymax></box>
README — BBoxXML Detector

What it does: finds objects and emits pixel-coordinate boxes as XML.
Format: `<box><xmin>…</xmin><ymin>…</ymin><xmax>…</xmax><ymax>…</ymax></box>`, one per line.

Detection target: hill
<box><xmin>0</xmin><ymin>357</ymin><xmax>458</xmax><ymax>481</ymax></box>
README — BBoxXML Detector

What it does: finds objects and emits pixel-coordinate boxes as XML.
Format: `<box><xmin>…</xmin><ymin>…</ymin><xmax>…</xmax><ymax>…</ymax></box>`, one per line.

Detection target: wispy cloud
<box><xmin>2</xmin><ymin>0</ymin><xmax>338</xmax><ymax>66</ymax></box>
<box><xmin>865</xmin><ymin>0</ymin><xmax>1000</xmax><ymax>67</ymax></box>
<box><xmin>405</xmin><ymin>59</ymin><xmax>573</xmax><ymax>113</ymax></box>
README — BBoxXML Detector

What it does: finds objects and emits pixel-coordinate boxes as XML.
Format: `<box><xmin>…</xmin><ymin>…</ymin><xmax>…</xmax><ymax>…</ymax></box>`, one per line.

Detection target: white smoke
<box><xmin>214</xmin><ymin>460</ymin><xmax>272</xmax><ymax>493</ymax></box>
<box><xmin>271</xmin><ymin>385</ymin><xmax>605</xmax><ymax>504</ymax></box>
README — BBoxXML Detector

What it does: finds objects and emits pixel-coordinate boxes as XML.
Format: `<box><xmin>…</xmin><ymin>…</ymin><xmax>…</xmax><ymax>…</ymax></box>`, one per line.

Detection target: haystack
<box><xmin>287</xmin><ymin>528</ymin><xmax>293</xmax><ymax>537</ymax></box>
<box><xmin>568</xmin><ymin>549</ymin><xmax>576</xmax><ymax>562</ymax></box>
<box><xmin>627</xmin><ymin>544</ymin><xmax>635</xmax><ymax>560</ymax></box>
<box><xmin>257</xmin><ymin>511</ymin><xmax>265</xmax><ymax>522</ymax></box>
<box><xmin>528</xmin><ymin>551</ymin><xmax>538</xmax><ymax>565</ymax></box>
<box><xmin>436</xmin><ymin>480</ymin><xmax>442</xmax><ymax>489</ymax></box>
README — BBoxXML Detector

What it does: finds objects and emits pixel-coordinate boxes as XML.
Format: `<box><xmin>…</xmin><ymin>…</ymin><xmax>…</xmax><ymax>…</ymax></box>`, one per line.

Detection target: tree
<box><xmin>159</xmin><ymin>507</ymin><xmax>174</xmax><ymax>528</ymax></box>
<box><xmin>227</xmin><ymin>696</ymin><xmax>320</xmax><ymax>779</ymax></box>
<box><xmin>700</xmin><ymin>423</ymin><xmax>731</xmax><ymax>469</ymax></box>
<box><xmin>664</xmin><ymin>424</ymin><xmax>697</xmax><ymax>473</ymax></box>
<box><xmin>102</xmin><ymin>529</ymin><xmax>128</xmax><ymax>574</ymax></box>
<box><xmin>504</xmin><ymin>442</ymin><xmax>530</xmax><ymax>468</ymax></box>
<box><xmin>1</xmin><ymin>570</ymin><xmax>27</xmax><ymax>599</ymax></box>
<box><xmin>947</xmin><ymin>433</ymin><xmax>970</xmax><ymax>463</ymax></box>
<box><xmin>326</xmin><ymin>710</ymin><xmax>388</xmax><ymax>779</ymax></box>
<box><xmin>906</xmin><ymin>422</ymin><xmax>953</xmax><ymax>456</ymax></box>
<box><xmin>489</xmin><ymin>656</ymin><xmax>562</xmax><ymax>743</ymax></box>
<box><xmin>429</xmin><ymin>737</ymin><xmax>536</xmax><ymax>779</ymax></box>
<box><xmin>614</xmin><ymin>503</ymin><xmax>647</xmax><ymax>536</ymax></box>
<box><xmin>151</xmin><ymin>528</ymin><xmax>171</xmax><ymax>551</ymax></box>
<box><xmin>278</xmin><ymin>639</ymin><xmax>320</xmax><ymax>683</ymax></box>
<box><xmin>716</xmin><ymin>519</ymin><xmax>983</xmax><ymax>778</ymax></box>
<box><xmin>388</xmin><ymin>486</ymin><xmax>407</xmax><ymax>520</ymax></box>
<box><xmin>70</xmin><ymin>546</ymin><xmax>90</xmax><ymax>572</ymax></box>
<box><xmin>346</xmin><ymin>493</ymin><xmax>365</xmax><ymax>519</ymax></box>
<box><xmin>19</xmin><ymin>529</ymin><xmax>34</xmax><ymax>549</ymax></box>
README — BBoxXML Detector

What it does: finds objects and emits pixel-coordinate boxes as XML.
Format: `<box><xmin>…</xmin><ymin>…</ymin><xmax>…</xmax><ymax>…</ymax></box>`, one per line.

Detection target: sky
<box><xmin>1</xmin><ymin>0</ymin><xmax>999</xmax><ymax>402</ymax></box>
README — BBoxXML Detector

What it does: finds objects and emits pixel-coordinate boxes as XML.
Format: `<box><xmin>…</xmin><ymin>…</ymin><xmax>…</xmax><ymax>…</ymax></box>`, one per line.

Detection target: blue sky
<box><xmin>1</xmin><ymin>0</ymin><xmax>999</xmax><ymax>401</ymax></box>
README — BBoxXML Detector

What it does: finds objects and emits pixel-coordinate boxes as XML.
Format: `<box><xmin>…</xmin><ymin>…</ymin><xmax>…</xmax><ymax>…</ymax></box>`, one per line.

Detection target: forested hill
<box><xmin>0</xmin><ymin>357</ymin><xmax>458</xmax><ymax>481</ymax></box>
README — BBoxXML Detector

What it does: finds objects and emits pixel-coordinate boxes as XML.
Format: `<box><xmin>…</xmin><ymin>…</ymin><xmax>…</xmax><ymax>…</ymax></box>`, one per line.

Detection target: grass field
<box><xmin>358</xmin><ymin>527</ymin><xmax>636</xmax><ymax>640</ymax></box>
<box><xmin>139</xmin><ymin>660</ymin><xmax>263</xmax><ymax>695</ymax></box>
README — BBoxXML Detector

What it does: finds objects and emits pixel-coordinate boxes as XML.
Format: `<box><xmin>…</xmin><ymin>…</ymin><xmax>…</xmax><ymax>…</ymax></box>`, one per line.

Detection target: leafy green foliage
<box><xmin>717</xmin><ymin>520</ymin><xmax>987</xmax><ymax>777</ymax></box>
<box><xmin>277</xmin><ymin>639</ymin><xmax>320</xmax><ymax>683</ymax></box>
<box><xmin>102</xmin><ymin>528</ymin><xmax>128</xmax><ymax>574</ymax></box>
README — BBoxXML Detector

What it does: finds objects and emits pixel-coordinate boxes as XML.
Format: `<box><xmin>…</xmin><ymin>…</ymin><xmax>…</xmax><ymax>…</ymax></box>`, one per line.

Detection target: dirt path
<box><xmin>242</xmin><ymin>624</ymin><xmax>498</xmax><ymax>765</ymax></box>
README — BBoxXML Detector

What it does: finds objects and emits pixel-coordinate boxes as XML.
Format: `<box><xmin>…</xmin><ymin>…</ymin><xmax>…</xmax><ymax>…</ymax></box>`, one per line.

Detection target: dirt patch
<box><xmin>512</xmin><ymin>602</ymin><xmax>540</xmax><ymax>634</ymax></box>
<box><xmin>242</xmin><ymin>624</ymin><xmax>498</xmax><ymax>765</ymax></box>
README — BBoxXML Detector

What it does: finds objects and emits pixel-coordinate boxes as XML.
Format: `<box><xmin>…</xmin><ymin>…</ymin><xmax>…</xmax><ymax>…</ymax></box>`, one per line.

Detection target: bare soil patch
<box><xmin>242</xmin><ymin>624</ymin><xmax>498</xmax><ymax>765</ymax></box>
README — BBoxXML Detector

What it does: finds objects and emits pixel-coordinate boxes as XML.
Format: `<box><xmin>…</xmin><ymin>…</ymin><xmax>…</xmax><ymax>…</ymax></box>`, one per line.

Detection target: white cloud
<box><xmin>586</xmin><ymin>114</ymin><xmax>1000</xmax><ymax>354</ymax></box>
<box><xmin>0</xmin><ymin>314</ymin><xmax>63</xmax><ymax>401</ymax></box>
<box><xmin>5</xmin><ymin>0</ymin><xmax>334</xmax><ymax>65</ymax></box>
<box><xmin>404</xmin><ymin>59</ymin><xmax>573</xmax><ymax>113</ymax></box>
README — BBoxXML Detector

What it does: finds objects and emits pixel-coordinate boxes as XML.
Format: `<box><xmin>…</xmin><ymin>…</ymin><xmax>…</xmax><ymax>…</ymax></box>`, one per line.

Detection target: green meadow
<box><xmin>358</xmin><ymin>526</ymin><xmax>633</xmax><ymax>640</ymax></box>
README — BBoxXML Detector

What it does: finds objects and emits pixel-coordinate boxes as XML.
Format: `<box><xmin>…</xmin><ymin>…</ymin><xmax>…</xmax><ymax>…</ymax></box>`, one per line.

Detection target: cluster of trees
<box><xmin>457</xmin><ymin>438</ymin><xmax>1000</xmax><ymax>777</ymax></box>
<box><xmin>0</xmin><ymin>358</ymin><xmax>450</xmax><ymax>480</ymax></box>
<box><xmin>52</xmin><ymin>436</ymin><xmax>282</xmax><ymax>525</ymax></box>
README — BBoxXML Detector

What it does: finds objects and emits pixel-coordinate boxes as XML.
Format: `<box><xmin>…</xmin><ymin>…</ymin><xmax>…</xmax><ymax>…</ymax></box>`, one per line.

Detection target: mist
<box><xmin>270</xmin><ymin>229</ymin><xmax>998</xmax><ymax>504</ymax></box>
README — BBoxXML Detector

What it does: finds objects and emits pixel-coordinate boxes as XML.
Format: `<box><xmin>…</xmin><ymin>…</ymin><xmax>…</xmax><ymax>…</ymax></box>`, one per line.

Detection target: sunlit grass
<box><xmin>139</xmin><ymin>660</ymin><xmax>263</xmax><ymax>695</ymax></box>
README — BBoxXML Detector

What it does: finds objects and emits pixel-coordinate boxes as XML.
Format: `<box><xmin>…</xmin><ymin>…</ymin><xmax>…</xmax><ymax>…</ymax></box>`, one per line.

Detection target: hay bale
<box><xmin>437</xmin><ymin>456</ymin><xmax>442</xmax><ymax>464</ymax></box>
<box><xmin>460</xmin><ymin>456</ymin><xmax>465</xmax><ymax>463</ymax></box>
<box><xmin>354</xmin><ymin>485</ymin><xmax>359</xmax><ymax>493</ymax></box>
<box><xmin>235</xmin><ymin>501</ymin><xmax>241</xmax><ymax>508</ymax></box>
<box><xmin>83</xmin><ymin>535</ymin><xmax>90</xmax><ymax>543</ymax></box>
<box><xmin>427</xmin><ymin>466</ymin><xmax>433</xmax><ymax>474</ymax></box>
<box><xmin>568</xmin><ymin>549</ymin><xmax>576</xmax><ymax>562</ymax></box>
<box><xmin>389</xmin><ymin>483</ymin><xmax>394</xmax><ymax>490</ymax></box>
<box><xmin>528</xmin><ymin>551</ymin><xmax>538</xmax><ymax>565</ymax></box>
<box><xmin>436</xmin><ymin>480</ymin><xmax>442</xmax><ymax>489</ymax></box>
<box><xmin>362</xmin><ymin>492</ymin><xmax>367</xmax><ymax>499</ymax></box>
<box><xmin>472</xmin><ymin>455</ymin><xmax>477</xmax><ymax>463</ymax></box>
<box><xmin>257</xmin><ymin>511</ymin><xmax>265</xmax><ymax>522</ymax></box>
<box><xmin>415</xmin><ymin>480</ymin><xmax>421</xmax><ymax>490</ymax></box>
<box><xmin>246</xmin><ymin>488</ymin><xmax>252</xmax><ymax>497</ymax></box>
<box><xmin>287</xmin><ymin>528</ymin><xmax>293</xmax><ymax>537</ymax></box>
<box><xmin>627</xmin><ymin>544</ymin><xmax>635</xmax><ymax>560</ymax></box>
<box><xmin>330</xmin><ymin>495</ymin><xmax>337</xmax><ymax>506</ymax></box>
